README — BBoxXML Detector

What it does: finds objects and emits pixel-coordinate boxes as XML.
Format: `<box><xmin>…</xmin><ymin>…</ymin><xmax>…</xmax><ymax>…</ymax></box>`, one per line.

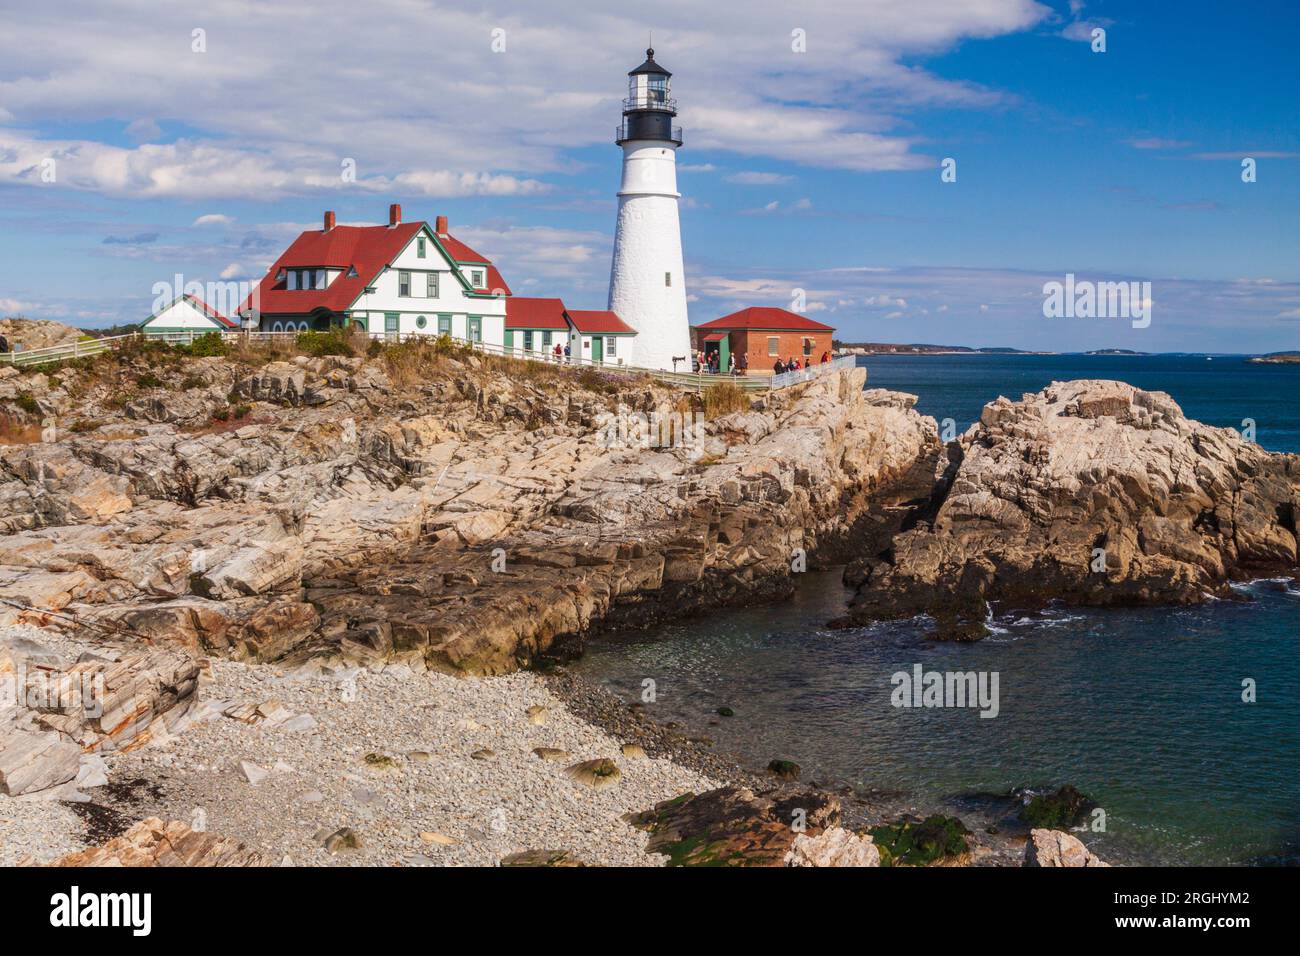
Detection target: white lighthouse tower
<box><xmin>607</xmin><ymin>48</ymin><xmax>691</xmax><ymax>372</ymax></box>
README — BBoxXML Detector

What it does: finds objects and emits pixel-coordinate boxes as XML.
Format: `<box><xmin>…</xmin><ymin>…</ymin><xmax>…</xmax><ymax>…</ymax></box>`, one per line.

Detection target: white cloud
<box><xmin>0</xmin><ymin>0</ymin><xmax>1052</xmax><ymax>199</ymax></box>
<box><xmin>725</xmin><ymin>171</ymin><xmax>793</xmax><ymax>185</ymax></box>
<box><xmin>219</xmin><ymin>262</ymin><xmax>242</xmax><ymax>279</ymax></box>
<box><xmin>193</xmin><ymin>213</ymin><xmax>234</xmax><ymax>226</ymax></box>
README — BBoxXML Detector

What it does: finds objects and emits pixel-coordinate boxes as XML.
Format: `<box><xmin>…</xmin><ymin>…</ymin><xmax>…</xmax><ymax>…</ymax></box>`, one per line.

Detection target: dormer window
<box><xmin>471</xmin><ymin>269</ymin><xmax>484</xmax><ymax>287</ymax></box>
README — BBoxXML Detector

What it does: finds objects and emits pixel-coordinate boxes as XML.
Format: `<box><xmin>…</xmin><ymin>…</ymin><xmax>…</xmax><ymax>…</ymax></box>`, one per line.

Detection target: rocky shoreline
<box><xmin>4</xmin><ymin>335</ymin><xmax>1292</xmax><ymax>865</ymax></box>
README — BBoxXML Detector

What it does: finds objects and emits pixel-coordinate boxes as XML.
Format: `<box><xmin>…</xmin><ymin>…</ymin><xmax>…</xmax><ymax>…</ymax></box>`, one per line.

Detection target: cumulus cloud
<box><xmin>0</xmin><ymin>0</ymin><xmax>1052</xmax><ymax>199</ymax></box>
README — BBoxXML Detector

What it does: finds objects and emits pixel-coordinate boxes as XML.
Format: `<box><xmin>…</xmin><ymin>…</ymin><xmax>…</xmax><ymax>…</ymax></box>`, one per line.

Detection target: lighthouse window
<box><xmin>665</xmin><ymin>272</ymin><xmax>672</xmax><ymax>287</ymax></box>
<box><xmin>649</xmin><ymin>76</ymin><xmax>667</xmax><ymax>103</ymax></box>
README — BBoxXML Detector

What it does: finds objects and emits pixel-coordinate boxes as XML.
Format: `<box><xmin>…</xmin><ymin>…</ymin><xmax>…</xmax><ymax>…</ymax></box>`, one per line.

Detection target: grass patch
<box><xmin>296</xmin><ymin>328</ymin><xmax>356</xmax><ymax>357</ymax></box>
<box><xmin>11</xmin><ymin>391</ymin><xmax>40</xmax><ymax>415</ymax></box>
<box><xmin>702</xmin><ymin>381</ymin><xmax>749</xmax><ymax>418</ymax></box>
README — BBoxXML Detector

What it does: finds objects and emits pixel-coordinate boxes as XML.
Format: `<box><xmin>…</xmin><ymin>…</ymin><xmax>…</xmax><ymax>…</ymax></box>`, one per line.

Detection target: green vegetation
<box><xmin>296</xmin><ymin>328</ymin><xmax>355</xmax><ymax>357</ymax></box>
<box><xmin>869</xmin><ymin>815</ymin><xmax>971</xmax><ymax>867</ymax></box>
<box><xmin>1018</xmin><ymin>785</ymin><xmax>1098</xmax><ymax>829</ymax></box>
<box><xmin>12</xmin><ymin>391</ymin><xmax>40</xmax><ymax>415</ymax></box>
<box><xmin>173</xmin><ymin>332</ymin><xmax>229</xmax><ymax>358</ymax></box>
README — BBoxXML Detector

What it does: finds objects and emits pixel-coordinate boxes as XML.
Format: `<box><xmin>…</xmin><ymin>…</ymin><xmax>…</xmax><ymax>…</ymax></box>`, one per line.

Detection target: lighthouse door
<box><xmin>591</xmin><ymin>337</ymin><xmax>604</xmax><ymax>364</ymax></box>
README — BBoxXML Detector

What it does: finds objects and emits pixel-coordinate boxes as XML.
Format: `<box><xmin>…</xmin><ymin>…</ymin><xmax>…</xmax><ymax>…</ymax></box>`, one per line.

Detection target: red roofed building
<box><xmin>504</xmin><ymin>299</ymin><xmax>639</xmax><ymax>365</ymax></box>
<box><xmin>566</xmin><ymin>309</ymin><xmax>637</xmax><ymax>365</ymax></box>
<box><xmin>692</xmin><ymin>307</ymin><xmax>835</xmax><ymax>373</ymax></box>
<box><xmin>238</xmin><ymin>205</ymin><xmax>509</xmax><ymax>343</ymax></box>
<box><xmin>141</xmin><ymin>293</ymin><xmax>237</xmax><ymax>337</ymax></box>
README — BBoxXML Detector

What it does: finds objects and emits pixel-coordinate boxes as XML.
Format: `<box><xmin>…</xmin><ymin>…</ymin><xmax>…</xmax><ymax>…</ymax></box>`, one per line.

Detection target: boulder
<box><xmin>1024</xmin><ymin>828</ymin><xmax>1110</xmax><ymax>867</ymax></box>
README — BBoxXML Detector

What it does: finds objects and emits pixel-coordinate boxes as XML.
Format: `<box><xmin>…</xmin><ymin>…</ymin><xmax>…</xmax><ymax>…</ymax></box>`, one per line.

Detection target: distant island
<box><xmin>1083</xmin><ymin>348</ymin><xmax>1148</xmax><ymax>356</ymax></box>
<box><xmin>833</xmin><ymin>342</ymin><xmax>1055</xmax><ymax>355</ymax></box>
<box><xmin>1248</xmin><ymin>351</ymin><xmax>1300</xmax><ymax>364</ymax></box>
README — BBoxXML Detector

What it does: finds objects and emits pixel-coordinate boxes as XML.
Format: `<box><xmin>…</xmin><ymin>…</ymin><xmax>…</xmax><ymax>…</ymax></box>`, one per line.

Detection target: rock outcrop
<box><xmin>629</xmin><ymin>786</ymin><xmax>842</xmax><ymax>866</ymax></box>
<box><xmin>843</xmin><ymin>380</ymin><xmax>1300</xmax><ymax>636</ymax></box>
<box><xmin>43</xmin><ymin>817</ymin><xmax>265</xmax><ymax>867</ymax></box>
<box><xmin>1024</xmin><ymin>828</ymin><xmax>1109</xmax><ymax>867</ymax></box>
<box><xmin>0</xmin><ymin>637</ymin><xmax>199</xmax><ymax>797</ymax></box>
<box><xmin>0</xmin><ymin>346</ymin><xmax>937</xmax><ymax>673</ymax></box>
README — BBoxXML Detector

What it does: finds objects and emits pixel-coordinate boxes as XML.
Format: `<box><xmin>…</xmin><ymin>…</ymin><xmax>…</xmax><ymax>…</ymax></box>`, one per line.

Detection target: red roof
<box><xmin>567</xmin><ymin>309</ymin><xmax>636</xmax><ymax>334</ymax></box>
<box><xmin>239</xmin><ymin>220</ymin><xmax>509</xmax><ymax>316</ymax></box>
<box><xmin>695</xmin><ymin>307</ymin><xmax>834</xmax><ymax>332</ymax></box>
<box><xmin>701</xmin><ymin>332</ymin><xmax>726</xmax><ymax>342</ymax></box>
<box><xmin>506</xmin><ymin>297</ymin><xmax>569</xmax><ymax>329</ymax></box>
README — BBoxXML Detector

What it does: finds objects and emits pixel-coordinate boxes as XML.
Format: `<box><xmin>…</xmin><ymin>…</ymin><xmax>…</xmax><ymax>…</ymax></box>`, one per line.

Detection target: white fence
<box><xmin>770</xmin><ymin>354</ymin><xmax>858</xmax><ymax>389</ymax></box>
<box><xmin>2</xmin><ymin>327</ymin><xmax>856</xmax><ymax>393</ymax></box>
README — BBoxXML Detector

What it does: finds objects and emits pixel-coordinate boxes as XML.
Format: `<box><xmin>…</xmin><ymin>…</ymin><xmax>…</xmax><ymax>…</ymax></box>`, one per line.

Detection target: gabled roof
<box><xmin>695</xmin><ymin>307</ymin><xmax>834</xmax><ymax>333</ymax></box>
<box><xmin>506</xmin><ymin>297</ymin><xmax>569</xmax><ymax>329</ymax></box>
<box><xmin>567</xmin><ymin>309</ymin><xmax>636</xmax><ymax>335</ymax></box>
<box><xmin>238</xmin><ymin>220</ymin><xmax>509</xmax><ymax>316</ymax></box>
<box><xmin>145</xmin><ymin>293</ymin><xmax>236</xmax><ymax>328</ymax></box>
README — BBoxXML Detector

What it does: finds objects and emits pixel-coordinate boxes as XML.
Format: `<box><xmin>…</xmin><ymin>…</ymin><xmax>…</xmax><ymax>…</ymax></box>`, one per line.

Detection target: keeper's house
<box><xmin>238</xmin><ymin>205</ymin><xmax>510</xmax><ymax>343</ymax></box>
<box><xmin>237</xmin><ymin>205</ymin><xmax>640</xmax><ymax>365</ymax></box>
<box><xmin>692</xmin><ymin>307</ymin><xmax>835</xmax><ymax>372</ymax></box>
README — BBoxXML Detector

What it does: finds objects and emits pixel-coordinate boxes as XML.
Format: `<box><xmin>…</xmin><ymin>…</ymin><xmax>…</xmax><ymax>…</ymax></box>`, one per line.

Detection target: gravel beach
<box><xmin>0</xmin><ymin>623</ymin><xmax>722</xmax><ymax>866</ymax></box>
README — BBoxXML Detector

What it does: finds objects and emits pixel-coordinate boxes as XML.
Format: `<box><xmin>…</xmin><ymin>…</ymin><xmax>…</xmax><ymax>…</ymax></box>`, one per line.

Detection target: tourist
<box><xmin>773</xmin><ymin>358</ymin><xmax>785</xmax><ymax>374</ymax></box>
<box><xmin>737</xmin><ymin>353</ymin><xmax>748</xmax><ymax>376</ymax></box>
<box><xmin>728</xmin><ymin>353</ymin><xmax>736</xmax><ymax>375</ymax></box>
<box><xmin>553</xmin><ymin>342</ymin><xmax>562</xmax><ymax>362</ymax></box>
<box><xmin>563</xmin><ymin>343</ymin><xmax>571</xmax><ymax>363</ymax></box>
<box><xmin>821</xmin><ymin>350</ymin><xmax>830</xmax><ymax>364</ymax></box>
<box><xmin>0</xmin><ymin>334</ymin><xmax>8</xmax><ymax>355</ymax></box>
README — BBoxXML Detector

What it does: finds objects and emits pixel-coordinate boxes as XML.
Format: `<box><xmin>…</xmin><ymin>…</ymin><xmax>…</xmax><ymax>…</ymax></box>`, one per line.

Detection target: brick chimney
<box><xmin>388</xmin><ymin>203</ymin><xmax>402</xmax><ymax>227</ymax></box>
<box><xmin>323</xmin><ymin>210</ymin><xmax>336</xmax><ymax>232</ymax></box>
<box><xmin>435</xmin><ymin>215</ymin><xmax>448</xmax><ymax>237</ymax></box>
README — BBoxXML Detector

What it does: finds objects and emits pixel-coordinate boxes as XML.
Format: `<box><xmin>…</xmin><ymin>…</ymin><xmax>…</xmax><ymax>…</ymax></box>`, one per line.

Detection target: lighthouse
<box><xmin>607</xmin><ymin>48</ymin><xmax>692</xmax><ymax>372</ymax></box>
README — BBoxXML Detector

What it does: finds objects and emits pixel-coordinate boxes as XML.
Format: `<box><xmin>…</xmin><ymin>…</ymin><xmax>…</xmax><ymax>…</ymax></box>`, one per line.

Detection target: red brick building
<box><xmin>692</xmin><ymin>307</ymin><xmax>835</xmax><ymax>373</ymax></box>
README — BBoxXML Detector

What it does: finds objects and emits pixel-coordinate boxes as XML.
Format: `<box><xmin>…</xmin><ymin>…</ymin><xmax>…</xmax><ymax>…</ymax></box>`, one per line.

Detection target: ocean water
<box><xmin>573</xmin><ymin>354</ymin><xmax>1300</xmax><ymax>866</ymax></box>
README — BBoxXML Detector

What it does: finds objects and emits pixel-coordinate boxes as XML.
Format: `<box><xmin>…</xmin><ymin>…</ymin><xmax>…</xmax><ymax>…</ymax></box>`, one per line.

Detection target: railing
<box><xmin>0</xmin><ymin>332</ymin><xmax>139</xmax><ymax>366</ymax></box>
<box><xmin>623</xmin><ymin>95</ymin><xmax>677</xmax><ymax>112</ymax></box>
<box><xmin>770</xmin><ymin>354</ymin><xmax>858</xmax><ymax>389</ymax></box>
<box><xmin>0</xmin><ymin>327</ymin><xmax>852</xmax><ymax>393</ymax></box>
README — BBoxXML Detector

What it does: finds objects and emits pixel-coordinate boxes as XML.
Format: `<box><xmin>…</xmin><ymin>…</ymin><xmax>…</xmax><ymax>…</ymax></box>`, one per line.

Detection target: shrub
<box><xmin>180</xmin><ymin>375</ymin><xmax>205</xmax><ymax>390</ymax></box>
<box><xmin>12</xmin><ymin>391</ymin><xmax>39</xmax><ymax>415</ymax></box>
<box><xmin>136</xmin><ymin>372</ymin><xmax>165</xmax><ymax>389</ymax></box>
<box><xmin>174</xmin><ymin>332</ymin><xmax>229</xmax><ymax>358</ymax></box>
<box><xmin>296</xmin><ymin>328</ymin><xmax>355</xmax><ymax>357</ymax></box>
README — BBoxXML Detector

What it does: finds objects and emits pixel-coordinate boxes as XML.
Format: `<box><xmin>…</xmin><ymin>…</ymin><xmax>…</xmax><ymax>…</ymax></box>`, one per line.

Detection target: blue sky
<box><xmin>1</xmin><ymin>0</ymin><xmax>1297</xmax><ymax>351</ymax></box>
